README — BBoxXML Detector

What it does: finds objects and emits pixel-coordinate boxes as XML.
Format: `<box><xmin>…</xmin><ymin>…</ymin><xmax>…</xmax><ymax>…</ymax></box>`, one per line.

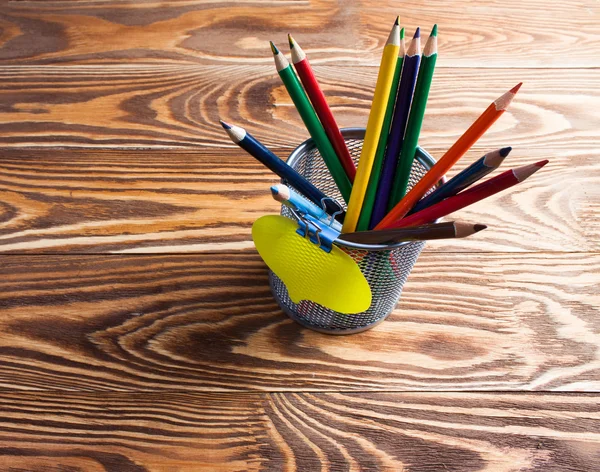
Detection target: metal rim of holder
<box><xmin>286</xmin><ymin>127</ymin><xmax>443</xmax><ymax>253</ymax></box>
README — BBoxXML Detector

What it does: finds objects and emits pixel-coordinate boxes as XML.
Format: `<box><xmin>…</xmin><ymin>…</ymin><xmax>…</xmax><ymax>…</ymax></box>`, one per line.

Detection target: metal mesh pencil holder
<box><xmin>269</xmin><ymin>128</ymin><xmax>438</xmax><ymax>334</ymax></box>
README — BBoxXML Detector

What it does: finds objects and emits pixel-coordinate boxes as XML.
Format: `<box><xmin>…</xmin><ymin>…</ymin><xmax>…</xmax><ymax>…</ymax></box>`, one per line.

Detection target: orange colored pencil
<box><xmin>375</xmin><ymin>83</ymin><xmax>522</xmax><ymax>230</ymax></box>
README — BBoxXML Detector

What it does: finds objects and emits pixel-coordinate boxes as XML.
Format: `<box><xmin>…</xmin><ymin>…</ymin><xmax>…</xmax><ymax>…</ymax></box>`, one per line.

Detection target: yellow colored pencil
<box><xmin>342</xmin><ymin>18</ymin><xmax>401</xmax><ymax>233</ymax></box>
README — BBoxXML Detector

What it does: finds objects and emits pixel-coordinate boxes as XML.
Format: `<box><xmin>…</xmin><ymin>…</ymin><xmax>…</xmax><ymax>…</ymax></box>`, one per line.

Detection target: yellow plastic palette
<box><xmin>252</xmin><ymin>215</ymin><xmax>372</xmax><ymax>314</ymax></box>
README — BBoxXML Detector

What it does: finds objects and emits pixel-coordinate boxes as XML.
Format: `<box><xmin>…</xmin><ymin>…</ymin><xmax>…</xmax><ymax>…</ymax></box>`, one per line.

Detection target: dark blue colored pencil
<box><xmin>370</xmin><ymin>27</ymin><xmax>421</xmax><ymax>229</ymax></box>
<box><xmin>408</xmin><ymin>147</ymin><xmax>512</xmax><ymax>215</ymax></box>
<box><xmin>220</xmin><ymin>120</ymin><xmax>345</xmax><ymax>219</ymax></box>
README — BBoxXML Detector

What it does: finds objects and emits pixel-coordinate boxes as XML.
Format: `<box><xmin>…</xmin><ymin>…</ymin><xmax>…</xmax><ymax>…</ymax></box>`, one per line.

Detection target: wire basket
<box><xmin>269</xmin><ymin>128</ymin><xmax>439</xmax><ymax>334</ymax></box>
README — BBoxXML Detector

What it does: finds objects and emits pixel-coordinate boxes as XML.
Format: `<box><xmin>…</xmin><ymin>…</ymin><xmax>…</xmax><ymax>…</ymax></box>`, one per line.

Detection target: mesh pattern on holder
<box><xmin>269</xmin><ymin>128</ymin><xmax>436</xmax><ymax>334</ymax></box>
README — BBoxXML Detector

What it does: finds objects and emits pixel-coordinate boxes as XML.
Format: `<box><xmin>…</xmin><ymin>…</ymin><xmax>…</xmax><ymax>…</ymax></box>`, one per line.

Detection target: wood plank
<box><xmin>359</xmin><ymin>0</ymin><xmax>600</xmax><ymax>68</ymax></box>
<box><xmin>0</xmin><ymin>147</ymin><xmax>595</xmax><ymax>253</ymax></box>
<box><xmin>1</xmin><ymin>253</ymin><xmax>598</xmax><ymax>392</ymax></box>
<box><xmin>0</xmin><ymin>66</ymin><xmax>595</xmax><ymax>151</ymax></box>
<box><xmin>0</xmin><ymin>0</ymin><xmax>598</xmax><ymax>68</ymax></box>
<box><xmin>0</xmin><ymin>391</ymin><xmax>598</xmax><ymax>471</ymax></box>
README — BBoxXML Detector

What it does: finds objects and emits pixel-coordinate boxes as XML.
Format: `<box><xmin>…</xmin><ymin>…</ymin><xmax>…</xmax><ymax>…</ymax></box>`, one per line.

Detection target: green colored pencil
<box><xmin>356</xmin><ymin>27</ymin><xmax>405</xmax><ymax>231</ymax></box>
<box><xmin>270</xmin><ymin>42</ymin><xmax>352</xmax><ymax>203</ymax></box>
<box><xmin>388</xmin><ymin>24</ymin><xmax>438</xmax><ymax>208</ymax></box>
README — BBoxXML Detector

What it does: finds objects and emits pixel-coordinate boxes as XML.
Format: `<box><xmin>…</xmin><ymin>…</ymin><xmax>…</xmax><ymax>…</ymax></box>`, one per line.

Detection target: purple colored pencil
<box><xmin>370</xmin><ymin>27</ymin><xmax>421</xmax><ymax>229</ymax></box>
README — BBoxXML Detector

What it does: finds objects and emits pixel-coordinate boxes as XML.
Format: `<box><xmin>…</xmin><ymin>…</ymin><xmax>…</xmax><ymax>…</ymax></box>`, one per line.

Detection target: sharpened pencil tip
<box><xmin>513</xmin><ymin>160</ymin><xmax>547</xmax><ymax>181</ymax></box>
<box><xmin>269</xmin><ymin>41</ymin><xmax>279</xmax><ymax>55</ymax></box>
<box><xmin>510</xmin><ymin>82</ymin><xmax>522</xmax><ymax>94</ymax></box>
<box><xmin>400</xmin><ymin>27</ymin><xmax>405</xmax><ymax>39</ymax></box>
<box><xmin>219</xmin><ymin>120</ymin><xmax>231</xmax><ymax>130</ymax></box>
<box><xmin>484</xmin><ymin>147</ymin><xmax>512</xmax><ymax>167</ymax></box>
<box><xmin>474</xmin><ymin>224</ymin><xmax>487</xmax><ymax>232</ymax></box>
<box><xmin>431</xmin><ymin>24</ymin><xmax>438</xmax><ymax>37</ymax></box>
<box><xmin>270</xmin><ymin>185</ymin><xmax>279</xmax><ymax>196</ymax></box>
<box><xmin>288</xmin><ymin>34</ymin><xmax>295</xmax><ymax>49</ymax></box>
<box><xmin>395</xmin><ymin>16</ymin><xmax>399</xmax><ymax>25</ymax></box>
<box><xmin>414</xmin><ymin>27</ymin><xmax>420</xmax><ymax>38</ymax></box>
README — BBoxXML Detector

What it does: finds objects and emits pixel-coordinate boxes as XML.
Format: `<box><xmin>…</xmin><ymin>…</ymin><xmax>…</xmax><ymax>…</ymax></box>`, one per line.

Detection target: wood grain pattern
<box><xmin>358</xmin><ymin>0</ymin><xmax>600</xmax><ymax>68</ymax></box>
<box><xmin>1</xmin><ymin>253</ymin><xmax>598</xmax><ymax>392</ymax></box>
<box><xmin>0</xmin><ymin>0</ymin><xmax>598</xmax><ymax>67</ymax></box>
<box><xmin>0</xmin><ymin>66</ymin><xmax>596</xmax><ymax>150</ymax></box>
<box><xmin>0</xmin><ymin>147</ymin><xmax>596</xmax><ymax>253</ymax></box>
<box><xmin>0</xmin><ymin>391</ymin><xmax>598</xmax><ymax>471</ymax></box>
<box><xmin>0</xmin><ymin>1</ymin><xmax>598</xmax><ymax>468</ymax></box>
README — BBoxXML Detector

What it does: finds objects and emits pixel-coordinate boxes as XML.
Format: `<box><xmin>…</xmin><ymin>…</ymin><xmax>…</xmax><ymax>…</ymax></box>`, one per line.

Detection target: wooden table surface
<box><xmin>1</xmin><ymin>1</ymin><xmax>599</xmax><ymax>470</ymax></box>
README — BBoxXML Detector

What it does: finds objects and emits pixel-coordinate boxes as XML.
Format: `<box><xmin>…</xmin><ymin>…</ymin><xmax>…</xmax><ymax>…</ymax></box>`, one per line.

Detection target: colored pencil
<box><xmin>342</xmin><ymin>18</ymin><xmax>401</xmax><ymax>233</ymax></box>
<box><xmin>338</xmin><ymin>221</ymin><xmax>486</xmax><ymax>244</ymax></box>
<box><xmin>288</xmin><ymin>34</ymin><xmax>356</xmax><ymax>182</ymax></box>
<box><xmin>409</xmin><ymin>146</ymin><xmax>512</xmax><ymax>215</ymax></box>
<box><xmin>386</xmin><ymin>24</ymin><xmax>438</xmax><ymax>211</ymax></box>
<box><xmin>356</xmin><ymin>27</ymin><xmax>406</xmax><ymax>231</ymax></box>
<box><xmin>271</xmin><ymin>184</ymin><xmax>343</xmax><ymax>231</ymax></box>
<box><xmin>382</xmin><ymin>160</ymin><xmax>548</xmax><ymax>229</ymax></box>
<box><xmin>220</xmin><ymin>120</ymin><xmax>345</xmax><ymax>220</ymax></box>
<box><xmin>270</xmin><ymin>41</ymin><xmax>352</xmax><ymax>203</ymax></box>
<box><xmin>370</xmin><ymin>26</ymin><xmax>423</xmax><ymax>228</ymax></box>
<box><xmin>376</xmin><ymin>83</ymin><xmax>523</xmax><ymax>230</ymax></box>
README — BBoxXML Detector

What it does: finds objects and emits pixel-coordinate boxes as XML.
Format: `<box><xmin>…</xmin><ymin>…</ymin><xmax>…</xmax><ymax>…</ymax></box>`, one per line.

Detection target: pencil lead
<box><xmin>400</xmin><ymin>27</ymin><xmax>405</xmax><ymax>40</ymax></box>
<box><xmin>535</xmin><ymin>159</ymin><xmax>549</xmax><ymax>167</ymax></box>
<box><xmin>269</xmin><ymin>41</ymin><xmax>279</xmax><ymax>55</ymax></box>
<box><xmin>270</xmin><ymin>185</ymin><xmax>279</xmax><ymax>196</ymax></box>
<box><xmin>499</xmin><ymin>146</ymin><xmax>512</xmax><ymax>157</ymax></box>
<box><xmin>474</xmin><ymin>224</ymin><xmax>487</xmax><ymax>232</ymax></box>
<box><xmin>431</xmin><ymin>24</ymin><xmax>438</xmax><ymax>37</ymax></box>
<box><xmin>414</xmin><ymin>27</ymin><xmax>420</xmax><ymax>39</ymax></box>
<box><xmin>510</xmin><ymin>82</ymin><xmax>523</xmax><ymax>94</ymax></box>
<box><xmin>219</xmin><ymin>120</ymin><xmax>232</xmax><ymax>130</ymax></box>
<box><xmin>395</xmin><ymin>16</ymin><xmax>399</xmax><ymax>25</ymax></box>
<box><xmin>288</xmin><ymin>34</ymin><xmax>295</xmax><ymax>49</ymax></box>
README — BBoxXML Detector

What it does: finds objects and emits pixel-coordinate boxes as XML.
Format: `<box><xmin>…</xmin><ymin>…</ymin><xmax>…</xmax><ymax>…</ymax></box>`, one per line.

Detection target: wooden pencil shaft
<box><xmin>229</xmin><ymin>126</ymin><xmax>344</xmax><ymax>219</ymax></box>
<box><xmin>342</xmin><ymin>22</ymin><xmax>400</xmax><ymax>233</ymax></box>
<box><xmin>376</xmin><ymin>86</ymin><xmax>519</xmax><ymax>230</ymax></box>
<box><xmin>372</xmin><ymin>42</ymin><xmax>423</xmax><ymax>226</ymax></box>
<box><xmin>271</xmin><ymin>184</ymin><xmax>327</xmax><ymax>220</ymax></box>
<box><xmin>408</xmin><ymin>149</ymin><xmax>508</xmax><ymax>215</ymax></box>
<box><xmin>272</xmin><ymin>184</ymin><xmax>343</xmax><ymax>231</ymax></box>
<box><xmin>275</xmin><ymin>55</ymin><xmax>352</xmax><ymax>203</ymax></box>
<box><xmin>388</xmin><ymin>35</ymin><xmax>437</xmax><ymax>208</ymax></box>
<box><xmin>356</xmin><ymin>54</ymin><xmax>404</xmax><ymax>231</ymax></box>
<box><xmin>355</xmin><ymin>29</ymin><xmax>406</xmax><ymax>232</ymax></box>
<box><xmin>290</xmin><ymin>39</ymin><xmax>356</xmax><ymax>182</ymax></box>
<box><xmin>384</xmin><ymin>165</ymin><xmax>536</xmax><ymax>229</ymax></box>
<box><xmin>339</xmin><ymin>222</ymin><xmax>458</xmax><ymax>244</ymax></box>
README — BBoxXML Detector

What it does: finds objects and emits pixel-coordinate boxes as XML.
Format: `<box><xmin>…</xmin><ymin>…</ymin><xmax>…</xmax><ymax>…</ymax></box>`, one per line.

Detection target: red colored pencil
<box><xmin>289</xmin><ymin>34</ymin><xmax>356</xmax><ymax>181</ymax></box>
<box><xmin>376</xmin><ymin>83</ymin><xmax>523</xmax><ymax>230</ymax></box>
<box><xmin>382</xmin><ymin>160</ymin><xmax>548</xmax><ymax>229</ymax></box>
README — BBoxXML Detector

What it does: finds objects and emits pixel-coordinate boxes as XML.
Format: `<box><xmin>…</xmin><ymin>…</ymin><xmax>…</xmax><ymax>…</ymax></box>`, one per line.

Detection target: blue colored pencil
<box><xmin>370</xmin><ymin>27</ymin><xmax>421</xmax><ymax>229</ymax></box>
<box><xmin>220</xmin><ymin>120</ymin><xmax>345</xmax><ymax>219</ymax></box>
<box><xmin>271</xmin><ymin>184</ymin><xmax>342</xmax><ymax>231</ymax></box>
<box><xmin>408</xmin><ymin>147</ymin><xmax>512</xmax><ymax>215</ymax></box>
